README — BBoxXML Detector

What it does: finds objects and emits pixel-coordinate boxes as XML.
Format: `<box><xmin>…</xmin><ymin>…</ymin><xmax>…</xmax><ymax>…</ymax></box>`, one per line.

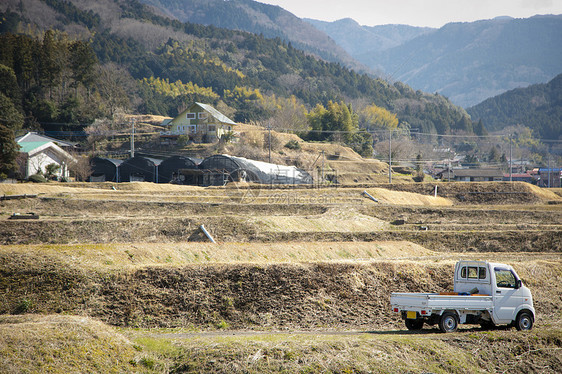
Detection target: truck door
<box><xmin>492</xmin><ymin>267</ymin><xmax>521</xmax><ymax>323</ymax></box>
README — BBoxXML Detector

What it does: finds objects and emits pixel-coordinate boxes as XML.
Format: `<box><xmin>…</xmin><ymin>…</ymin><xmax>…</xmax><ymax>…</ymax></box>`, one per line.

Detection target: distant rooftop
<box><xmin>16</xmin><ymin>132</ymin><xmax>76</xmax><ymax>148</ymax></box>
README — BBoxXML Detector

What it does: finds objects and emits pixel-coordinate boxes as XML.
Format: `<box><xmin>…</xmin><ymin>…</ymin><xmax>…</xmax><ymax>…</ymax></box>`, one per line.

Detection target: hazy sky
<box><xmin>257</xmin><ymin>0</ymin><xmax>562</xmax><ymax>28</ymax></box>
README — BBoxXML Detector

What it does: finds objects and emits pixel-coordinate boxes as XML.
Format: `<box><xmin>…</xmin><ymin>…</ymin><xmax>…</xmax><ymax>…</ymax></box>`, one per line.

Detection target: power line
<box><xmin>21</xmin><ymin>126</ymin><xmax>562</xmax><ymax>144</ymax></box>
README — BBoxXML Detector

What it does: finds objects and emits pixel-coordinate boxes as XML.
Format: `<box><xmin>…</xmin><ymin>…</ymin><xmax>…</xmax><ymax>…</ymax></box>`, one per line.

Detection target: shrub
<box><xmin>28</xmin><ymin>174</ymin><xmax>47</xmax><ymax>183</ymax></box>
<box><xmin>285</xmin><ymin>140</ymin><xmax>301</xmax><ymax>150</ymax></box>
<box><xmin>15</xmin><ymin>298</ymin><xmax>33</xmax><ymax>314</ymax></box>
<box><xmin>140</xmin><ymin>357</ymin><xmax>155</xmax><ymax>369</ymax></box>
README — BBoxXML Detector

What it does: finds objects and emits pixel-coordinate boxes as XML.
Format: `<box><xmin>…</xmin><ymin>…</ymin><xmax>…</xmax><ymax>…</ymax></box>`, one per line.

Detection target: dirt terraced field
<box><xmin>1</xmin><ymin>181</ymin><xmax>561</xmax><ymax>373</ymax></box>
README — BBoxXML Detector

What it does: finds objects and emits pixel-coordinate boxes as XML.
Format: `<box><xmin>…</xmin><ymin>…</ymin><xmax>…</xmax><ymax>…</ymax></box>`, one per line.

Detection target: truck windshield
<box><xmin>494</xmin><ymin>268</ymin><xmax>516</xmax><ymax>288</ymax></box>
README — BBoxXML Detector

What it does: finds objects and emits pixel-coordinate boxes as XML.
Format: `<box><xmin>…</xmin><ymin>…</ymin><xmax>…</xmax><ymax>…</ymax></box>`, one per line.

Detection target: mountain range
<box><xmin>2</xmin><ymin>0</ymin><xmax>559</xmax><ymax>140</ymax></box>
<box><xmin>306</xmin><ymin>15</ymin><xmax>562</xmax><ymax>108</ymax></box>
<box><xmin>138</xmin><ymin>1</ymin><xmax>561</xmax><ymax>109</ymax></box>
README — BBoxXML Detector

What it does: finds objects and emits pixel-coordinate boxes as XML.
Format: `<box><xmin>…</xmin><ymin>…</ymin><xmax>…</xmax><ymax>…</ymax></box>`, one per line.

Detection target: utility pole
<box><xmin>130</xmin><ymin>118</ymin><xmax>135</xmax><ymax>158</ymax></box>
<box><xmin>547</xmin><ymin>153</ymin><xmax>550</xmax><ymax>188</ymax></box>
<box><xmin>388</xmin><ymin>129</ymin><xmax>392</xmax><ymax>184</ymax></box>
<box><xmin>509</xmin><ymin>133</ymin><xmax>513</xmax><ymax>182</ymax></box>
<box><xmin>267</xmin><ymin>122</ymin><xmax>272</xmax><ymax>163</ymax></box>
<box><xmin>321</xmin><ymin>150</ymin><xmax>325</xmax><ymax>184</ymax></box>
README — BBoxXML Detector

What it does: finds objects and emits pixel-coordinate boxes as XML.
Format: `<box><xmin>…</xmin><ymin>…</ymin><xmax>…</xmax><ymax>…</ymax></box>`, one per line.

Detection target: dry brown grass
<box><xmin>0</xmin><ymin>241</ymin><xmax>436</xmax><ymax>270</ymax></box>
<box><xmin>148</xmin><ymin>325</ymin><xmax>562</xmax><ymax>373</ymax></box>
<box><xmin>1</xmin><ymin>178</ymin><xmax>561</xmax><ymax>372</ymax></box>
<box><xmin>0</xmin><ymin>182</ymin><xmax>452</xmax><ymax>206</ymax></box>
<box><xmin>0</xmin><ymin>315</ymin><xmax>142</xmax><ymax>373</ymax></box>
<box><xmin>365</xmin><ymin>187</ymin><xmax>453</xmax><ymax>206</ymax></box>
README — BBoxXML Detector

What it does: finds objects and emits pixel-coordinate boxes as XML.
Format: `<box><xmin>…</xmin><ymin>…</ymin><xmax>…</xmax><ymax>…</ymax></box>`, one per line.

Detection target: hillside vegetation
<box><xmin>139</xmin><ymin>0</ymin><xmax>361</xmax><ymax>70</ymax></box>
<box><xmin>467</xmin><ymin>73</ymin><xmax>562</xmax><ymax>139</ymax></box>
<box><xmin>0</xmin><ymin>0</ymin><xmax>471</xmax><ymax>137</ymax></box>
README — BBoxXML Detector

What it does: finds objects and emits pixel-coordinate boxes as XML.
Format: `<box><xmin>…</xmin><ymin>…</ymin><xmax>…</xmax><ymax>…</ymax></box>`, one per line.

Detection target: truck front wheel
<box><xmin>515</xmin><ymin>311</ymin><xmax>533</xmax><ymax>331</ymax></box>
<box><xmin>439</xmin><ymin>312</ymin><xmax>459</xmax><ymax>333</ymax></box>
<box><xmin>405</xmin><ymin>319</ymin><xmax>424</xmax><ymax>330</ymax></box>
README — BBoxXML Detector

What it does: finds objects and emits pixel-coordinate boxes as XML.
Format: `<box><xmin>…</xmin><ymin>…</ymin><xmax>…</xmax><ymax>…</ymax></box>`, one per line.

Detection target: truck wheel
<box><xmin>515</xmin><ymin>311</ymin><xmax>533</xmax><ymax>331</ymax></box>
<box><xmin>439</xmin><ymin>312</ymin><xmax>459</xmax><ymax>333</ymax></box>
<box><xmin>405</xmin><ymin>319</ymin><xmax>424</xmax><ymax>330</ymax></box>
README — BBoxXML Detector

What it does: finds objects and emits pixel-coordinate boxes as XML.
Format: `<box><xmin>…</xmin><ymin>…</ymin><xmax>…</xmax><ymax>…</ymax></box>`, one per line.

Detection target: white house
<box><xmin>16</xmin><ymin>133</ymin><xmax>75</xmax><ymax>179</ymax></box>
<box><xmin>161</xmin><ymin>102</ymin><xmax>237</xmax><ymax>142</ymax></box>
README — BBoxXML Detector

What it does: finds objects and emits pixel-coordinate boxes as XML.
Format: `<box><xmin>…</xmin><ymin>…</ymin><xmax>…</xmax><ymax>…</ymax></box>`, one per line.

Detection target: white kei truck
<box><xmin>390</xmin><ymin>261</ymin><xmax>535</xmax><ymax>333</ymax></box>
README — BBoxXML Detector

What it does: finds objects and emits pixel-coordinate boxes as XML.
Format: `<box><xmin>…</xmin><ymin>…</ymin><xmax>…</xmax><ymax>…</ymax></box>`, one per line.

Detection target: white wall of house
<box><xmin>21</xmin><ymin>144</ymin><xmax>72</xmax><ymax>179</ymax></box>
<box><xmin>26</xmin><ymin>148</ymin><xmax>68</xmax><ymax>178</ymax></box>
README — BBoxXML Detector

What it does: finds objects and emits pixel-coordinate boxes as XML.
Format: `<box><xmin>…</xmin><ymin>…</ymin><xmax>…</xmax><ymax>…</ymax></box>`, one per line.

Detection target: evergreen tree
<box><xmin>0</xmin><ymin>92</ymin><xmax>24</xmax><ymax>131</ymax></box>
<box><xmin>0</xmin><ymin>124</ymin><xmax>19</xmax><ymax>179</ymax></box>
<box><xmin>474</xmin><ymin>119</ymin><xmax>488</xmax><ymax>136</ymax></box>
<box><xmin>69</xmin><ymin>40</ymin><xmax>97</xmax><ymax>98</ymax></box>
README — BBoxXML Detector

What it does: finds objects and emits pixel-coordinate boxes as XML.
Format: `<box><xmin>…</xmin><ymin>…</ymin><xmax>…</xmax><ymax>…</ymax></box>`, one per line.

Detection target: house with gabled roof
<box><xmin>16</xmin><ymin>132</ymin><xmax>77</xmax><ymax>149</ymax></box>
<box><xmin>16</xmin><ymin>132</ymin><xmax>75</xmax><ymax>179</ymax></box>
<box><xmin>161</xmin><ymin>102</ymin><xmax>236</xmax><ymax>143</ymax></box>
<box><xmin>436</xmin><ymin>168</ymin><xmax>504</xmax><ymax>182</ymax></box>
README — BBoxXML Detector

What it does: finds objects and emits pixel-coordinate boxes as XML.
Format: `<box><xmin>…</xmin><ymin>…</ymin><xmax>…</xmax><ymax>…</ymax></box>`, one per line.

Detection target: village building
<box><xmin>119</xmin><ymin>156</ymin><xmax>163</xmax><ymax>183</ymax></box>
<box><xmin>16</xmin><ymin>132</ymin><xmax>75</xmax><ymax>179</ymax></box>
<box><xmin>503</xmin><ymin>172</ymin><xmax>534</xmax><ymax>183</ymax></box>
<box><xmin>89</xmin><ymin>157</ymin><xmax>123</xmax><ymax>182</ymax></box>
<box><xmin>437</xmin><ymin>168</ymin><xmax>504</xmax><ymax>182</ymax></box>
<box><xmin>537</xmin><ymin>168</ymin><xmax>562</xmax><ymax>188</ymax></box>
<box><xmin>158</xmin><ymin>155</ymin><xmax>200</xmax><ymax>184</ymax></box>
<box><xmin>161</xmin><ymin>102</ymin><xmax>236</xmax><ymax>143</ymax></box>
<box><xmin>177</xmin><ymin>154</ymin><xmax>313</xmax><ymax>186</ymax></box>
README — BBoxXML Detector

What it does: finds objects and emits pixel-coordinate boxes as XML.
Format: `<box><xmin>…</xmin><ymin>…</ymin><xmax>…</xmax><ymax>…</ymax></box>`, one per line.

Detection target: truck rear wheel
<box><xmin>405</xmin><ymin>319</ymin><xmax>424</xmax><ymax>330</ymax></box>
<box><xmin>515</xmin><ymin>311</ymin><xmax>533</xmax><ymax>331</ymax></box>
<box><xmin>439</xmin><ymin>312</ymin><xmax>459</xmax><ymax>333</ymax></box>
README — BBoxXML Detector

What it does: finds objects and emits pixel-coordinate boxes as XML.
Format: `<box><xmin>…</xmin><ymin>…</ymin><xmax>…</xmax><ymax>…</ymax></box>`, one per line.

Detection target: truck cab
<box><xmin>390</xmin><ymin>261</ymin><xmax>535</xmax><ymax>332</ymax></box>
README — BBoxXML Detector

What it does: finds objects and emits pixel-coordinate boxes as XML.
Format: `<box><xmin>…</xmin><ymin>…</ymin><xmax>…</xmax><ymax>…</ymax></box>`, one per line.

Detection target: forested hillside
<box><xmin>139</xmin><ymin>0</ymin><xmax>361</xmax><ymax>70</ymax></box>
<box><xmin>467</xmin><ymin>74</ymin><xmax>562</xmax><ymax>140</ymax></box>
<box><xmin>0</xmin><ymin>0</ymin><xmax>473</xmax><ymax>144</ymax></box>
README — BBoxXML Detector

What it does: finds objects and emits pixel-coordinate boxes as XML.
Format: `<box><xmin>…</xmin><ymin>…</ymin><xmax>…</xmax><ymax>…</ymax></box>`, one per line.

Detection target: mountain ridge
<box><xmin>307</xmin><ymin>14</ymin><xmax>562</xmax><ymax>107</ymax></box>
<box><xmin>138</xmin><ymin>0</ymin><xmax>367</xmax><ymax>72</ymax></box>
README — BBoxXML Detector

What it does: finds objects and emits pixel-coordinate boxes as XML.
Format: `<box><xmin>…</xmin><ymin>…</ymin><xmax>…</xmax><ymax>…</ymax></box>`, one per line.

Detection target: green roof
<box><xmin>17</xmin><ymin>141</ymin><xmax>51</xmax><ymax>153</ymax></box>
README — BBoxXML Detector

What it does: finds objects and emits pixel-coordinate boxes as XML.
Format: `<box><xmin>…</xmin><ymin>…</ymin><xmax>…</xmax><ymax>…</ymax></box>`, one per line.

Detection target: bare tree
<box><xmin>64</xmin><ymin>151</ymin><xmax>92</xmax><ymax>181</ymax></box>
<box><xmin>85</xmin><ymin>118</ymin><xmax>112</xmax><ymax>151</ymax></box>
<box><xmin>95</xmin><ymin>63</ymin><xmax>133</xmax><ymax>117</ymax></box>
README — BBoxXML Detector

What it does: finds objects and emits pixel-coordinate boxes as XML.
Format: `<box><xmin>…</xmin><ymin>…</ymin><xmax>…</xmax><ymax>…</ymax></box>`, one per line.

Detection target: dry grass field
<box><xmin>0</xmin><ymin>181</ymin><xmax>561</xmax><ymax>373</ymax></box>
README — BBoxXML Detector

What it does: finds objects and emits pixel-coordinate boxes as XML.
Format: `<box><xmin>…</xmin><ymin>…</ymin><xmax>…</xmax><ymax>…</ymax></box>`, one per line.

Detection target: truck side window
<box><xmin>479</xmin><ymin>267</ymin><xmax>486</xmax><ymax>279</ymax></box>
<box><xmin>495</xmin><ymin>268</ymin><xmax>516</xmax><ymax>288</ymax></box>
<box><xmin>461</xmin><ymin>267</ymin><xmax>467</xmax><ymax>278</ymax></box>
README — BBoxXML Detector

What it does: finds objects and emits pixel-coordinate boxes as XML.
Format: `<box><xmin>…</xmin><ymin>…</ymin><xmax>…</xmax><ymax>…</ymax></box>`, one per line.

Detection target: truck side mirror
<box><xmin>515</xmin><ymin>279</ymin><xmax>522</xmax><ymax>289</ymax></box>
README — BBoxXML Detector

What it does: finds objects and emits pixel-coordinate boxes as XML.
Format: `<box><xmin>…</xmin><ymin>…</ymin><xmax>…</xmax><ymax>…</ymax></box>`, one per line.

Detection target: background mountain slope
<box><xmin>306</xmin><ymin>18</ymin><xmax>433</xmax><ymax>57</ymax></box>
<box><xmin>139</xmin><ymin>0</ymin><xmax>365</xmax><ymax>71</ymax></box>
<box><xmin>467</xmin><ymin>73</ymin><xmax>562</xmax><ymax>139</ymax></box>
<box><xmin>308</xmin><ymin>15</ymin><xmax>562</xmax><ymax>108</ymax></box>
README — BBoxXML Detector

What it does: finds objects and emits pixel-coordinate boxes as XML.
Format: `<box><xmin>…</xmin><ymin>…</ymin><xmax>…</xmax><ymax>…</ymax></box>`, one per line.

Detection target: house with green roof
<box><xmin>16</xmin><ymin>133</ymin><xmax>75</xmax><ymax>179</ymax></box>
<box><xmin>161</xmin><ymin>102</ymin><xmax>237</xmax><ymax>143</ymax></box>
